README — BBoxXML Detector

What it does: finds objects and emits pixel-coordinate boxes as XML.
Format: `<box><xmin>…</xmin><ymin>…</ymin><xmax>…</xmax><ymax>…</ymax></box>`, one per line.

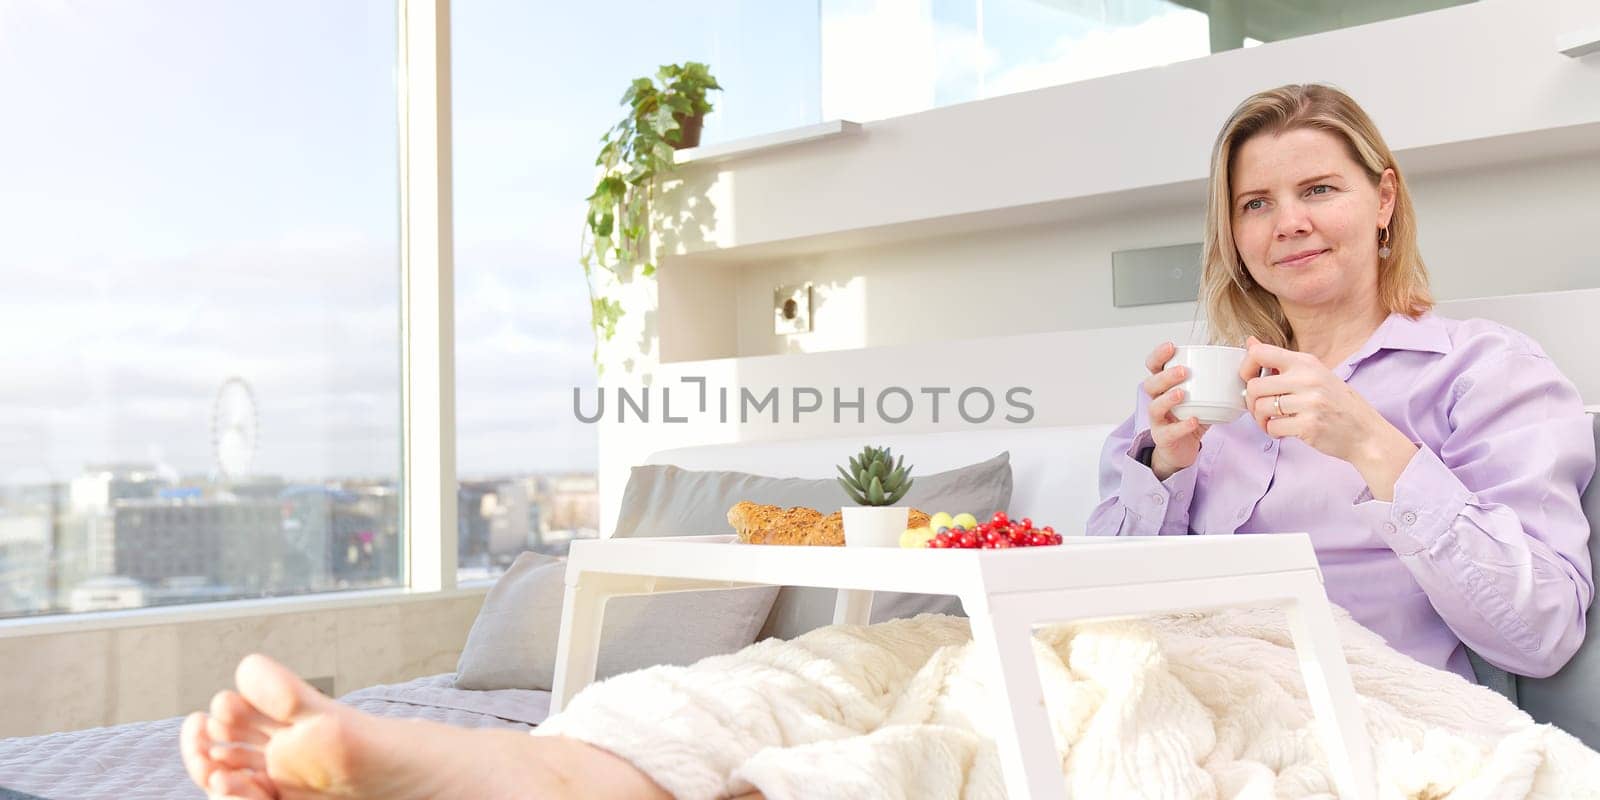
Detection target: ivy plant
<box><xmin>581</xmin><ymin>62</ymin><xmax>721</xmax><ymax>370</ymax></box>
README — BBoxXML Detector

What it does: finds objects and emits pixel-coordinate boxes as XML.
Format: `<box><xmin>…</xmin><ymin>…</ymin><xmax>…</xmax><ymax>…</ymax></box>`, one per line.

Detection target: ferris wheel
<box><xmin>212</xmin><ymin>377</ymin><xmax>258</xmax><ymax>482</ymax></box>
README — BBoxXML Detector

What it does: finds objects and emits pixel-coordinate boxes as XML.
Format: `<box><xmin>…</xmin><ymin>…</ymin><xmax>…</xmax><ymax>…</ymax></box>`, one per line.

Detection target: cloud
<box><xmin>817</xmin><ymin>2</ymin><xmax>1210</xmax><ymax>121</ymax></box>
<box><xmin>1</xmin><ymin>231</ymin><xmax>599</xmax><ymax>484</ymax></box>
<box><xmin>820</xmin><ymin>0</ymin><xmax>939</xmax><ymax>122</ymax></box>
<box><xmin>983</xmin><ymin>8</ymin><xmax>1210</xmax><ymax>98</ymax></box>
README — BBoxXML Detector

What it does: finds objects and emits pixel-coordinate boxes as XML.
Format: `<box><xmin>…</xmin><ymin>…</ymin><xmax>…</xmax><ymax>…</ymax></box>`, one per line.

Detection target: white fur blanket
<box><xmin>536</xmin><ymin>610</ymin><xmax>1600</xmax><ymax>799</ymax></box>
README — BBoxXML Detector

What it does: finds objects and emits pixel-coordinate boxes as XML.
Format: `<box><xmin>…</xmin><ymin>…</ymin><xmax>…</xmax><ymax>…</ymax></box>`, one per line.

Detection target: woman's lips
<box><xmin>1276</xmin><ymin>248</ymin><xmax>1328</xmax><ymax>267</ymax></box>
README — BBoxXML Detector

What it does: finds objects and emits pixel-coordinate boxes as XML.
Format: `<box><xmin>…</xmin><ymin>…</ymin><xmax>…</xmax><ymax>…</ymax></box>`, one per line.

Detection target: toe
<box><xmin>207</xmin><ymin>767</ymin><xmax>275</xmax><ymax>800</ymax></box>
<box><xmin>208</xmin><ymin>741</ymin><xmax>267</xmax><ymax>773</ymax></box>
<box><xmin>181</xmin><ymin>712</ymin><xmax>217</xmax><ymax>790</ymax></box>
<box><xmin>236</xmin><ymin>654</ymin><xmax>333</xmax><ymax>724</ymax></box>
<box><xmin>211</xmin><ymin>690</ymin><xmax>276</xmax><ymax>746</ymax></box>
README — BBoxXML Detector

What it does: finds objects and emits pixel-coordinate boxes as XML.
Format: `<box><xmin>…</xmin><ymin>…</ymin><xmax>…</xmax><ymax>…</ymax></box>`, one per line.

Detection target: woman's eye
<box><xmin>1307</xmin><ymin>184</ymin><xmax>1332</xmax><ymax>196</ymax></box>
<box><xmin>1243</xmin><ymin>198</ymin><xmax>1265</xmax><ymax>212</ymax></box>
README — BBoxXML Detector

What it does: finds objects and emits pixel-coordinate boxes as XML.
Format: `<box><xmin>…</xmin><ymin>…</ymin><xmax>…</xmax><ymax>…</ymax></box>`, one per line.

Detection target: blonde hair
<box><xmin>1200</xmin><ymin>84</ymin><xmax>1432</xmax><ymax>347</ymax></box>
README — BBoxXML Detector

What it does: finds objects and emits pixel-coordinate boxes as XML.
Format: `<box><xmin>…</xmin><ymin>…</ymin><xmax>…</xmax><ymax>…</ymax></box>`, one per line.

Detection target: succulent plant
<box><xmin>836</xmin><ymin>445</ymin><xmax>914</xmax><ymax>506</ymax></box>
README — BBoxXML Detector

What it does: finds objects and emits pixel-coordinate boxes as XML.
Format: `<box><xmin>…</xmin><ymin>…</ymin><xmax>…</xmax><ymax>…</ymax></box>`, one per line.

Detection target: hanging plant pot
<box><xmin>582</xmin><ymin>62</ymin><xmax>721</xmax><ymax>370</ymax></box>
<box><xmin>671</xmin><ymin>111</ymin><xmax>704</xmax><ymax>149</ymax></box>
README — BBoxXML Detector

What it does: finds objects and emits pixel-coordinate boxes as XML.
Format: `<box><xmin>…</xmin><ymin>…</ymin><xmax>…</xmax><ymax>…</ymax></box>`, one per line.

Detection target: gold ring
<box><xmin>1273</xmin><ymin>395</ymin><xmax>1285</xmax><ymax>417</ymax></box>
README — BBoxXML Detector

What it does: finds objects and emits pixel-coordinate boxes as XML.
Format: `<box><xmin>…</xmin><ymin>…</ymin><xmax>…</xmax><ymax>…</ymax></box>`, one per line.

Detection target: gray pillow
<box><xmin>614</xmin><ymin>451</ymin><xmax>1013</xmax><ymax>640</ymax></box>
<box><xmin>453</xmin><ymin>551</ymin><xmax>779</xmax><ymax>691</ymax></box>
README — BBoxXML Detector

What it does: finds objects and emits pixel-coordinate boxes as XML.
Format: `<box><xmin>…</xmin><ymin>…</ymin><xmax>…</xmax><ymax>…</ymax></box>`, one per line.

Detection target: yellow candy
<box><xmin>952</xmin><ymin>512</ymin><xmax>978</xmax><ymax>530</ymax></box>
<box><xmin>929</xmin><ymin>512</ymin><xmax>954</xmax><ymax>531</ymax></box>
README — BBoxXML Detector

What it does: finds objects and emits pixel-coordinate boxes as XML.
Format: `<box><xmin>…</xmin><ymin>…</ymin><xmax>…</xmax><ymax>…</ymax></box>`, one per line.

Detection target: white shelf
<box><xmin>673</xmin><ymin>119</ymin><xmax>862</xmax><ymax>166</ymax></box>
<box><xmin>1558</xmin><ymin>25</ymin><xmax>1600</xmax><ymax>57</ymax></box>
<box><xmin>659</xmin><ymin>120</ymin><xmax>1600</xmax><ymax>270</ymax></box>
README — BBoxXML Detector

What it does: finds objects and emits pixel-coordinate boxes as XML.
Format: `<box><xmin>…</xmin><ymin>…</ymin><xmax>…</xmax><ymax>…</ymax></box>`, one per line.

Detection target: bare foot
<box><xmin>180</xmin><ymin>653</ymin><xmax>673</xmax><ymax>799</ymax></box>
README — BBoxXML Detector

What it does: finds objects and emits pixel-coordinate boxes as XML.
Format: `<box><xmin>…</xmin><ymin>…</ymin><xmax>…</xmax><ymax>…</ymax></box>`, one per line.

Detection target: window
<box><xmin>0</xmin><ymin>0</ymin><xmax>404</xmax><ymax>617</ymax></box>
<box><xmin>821</xmin><ymin>0</ymin><xmax>1477</xmax><ymax>122</ymax></box>
<box><xmin>450</xmin><ymin>1</ymin><xmax>822</xmax><ymax>579</ymax></box>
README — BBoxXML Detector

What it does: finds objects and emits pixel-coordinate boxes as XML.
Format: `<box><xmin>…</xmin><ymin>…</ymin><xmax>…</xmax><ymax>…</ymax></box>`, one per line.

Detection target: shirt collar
<box><xmin>1337</xmin><ymin>312</ymin><xmax>1451</xmax><ymax>376</ymax></box>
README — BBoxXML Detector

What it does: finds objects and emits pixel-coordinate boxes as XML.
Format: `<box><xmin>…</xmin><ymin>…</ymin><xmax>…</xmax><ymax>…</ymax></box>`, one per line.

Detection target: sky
<box><xmin>0</xmin><ymin>0</ymin><xmax>1217</xmax><ymax>487</ymax></box>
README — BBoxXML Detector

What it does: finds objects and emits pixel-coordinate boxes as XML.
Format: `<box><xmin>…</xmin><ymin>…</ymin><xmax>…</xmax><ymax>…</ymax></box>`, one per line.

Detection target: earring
<box><xmin>1378</xmin><ymin>226</ymin><xmax>1392</xmax><ymax>259</ymax></box>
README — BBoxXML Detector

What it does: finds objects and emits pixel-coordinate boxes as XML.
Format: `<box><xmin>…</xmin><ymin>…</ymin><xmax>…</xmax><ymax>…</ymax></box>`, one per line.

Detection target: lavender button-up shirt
<box><xmin>1087</xmin><ymin>312</ymin><xmax>1595</xmax><ymax>681</ymax></box>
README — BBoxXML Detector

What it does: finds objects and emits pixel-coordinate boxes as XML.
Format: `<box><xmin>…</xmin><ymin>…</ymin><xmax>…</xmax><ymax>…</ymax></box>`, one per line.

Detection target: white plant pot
<box><xmin>841</xmin><ymin>505</ymin><xmax>909</xmax><ymax>547</ymax></box>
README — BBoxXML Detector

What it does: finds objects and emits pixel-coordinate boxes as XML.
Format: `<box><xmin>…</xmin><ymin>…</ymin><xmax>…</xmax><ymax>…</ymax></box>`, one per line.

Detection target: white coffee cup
<box><xmin>1164</xmin><ymin>345</ymin><xmax>1247</xmax><ymax>424</ymax></box>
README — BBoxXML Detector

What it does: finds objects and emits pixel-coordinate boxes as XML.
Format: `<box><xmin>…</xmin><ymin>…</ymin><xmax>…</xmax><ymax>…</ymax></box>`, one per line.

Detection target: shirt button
<box><xmin>1150</xmin><ymin>492</ymin><xmax>1166</xmax><ymax>506</ymax></box>
<box><xmin>1401</xmin><ymin>511</ymin><xmax>1418</xmax><ymax>526</ymax></box>
<box><xmin>1262</xmin><ymin>441</ymin><xmax>1274</xmax><ymax>452</ymax></box>
<box><xmin>1173</xmin><ymin>490</ymin><xmax>1188</xmax><ymax>503</ymax></box>
<box><xmin>1383</xmin><ymin>522</ymin><xmax>1397</xmax><ymax>535</ymax></box>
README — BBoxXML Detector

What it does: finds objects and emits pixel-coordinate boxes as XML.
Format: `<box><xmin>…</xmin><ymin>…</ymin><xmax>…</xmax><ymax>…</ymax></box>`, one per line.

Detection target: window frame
<box><xmin>399</xmin><ymin>0</ymin><xmax>458</xmax><ymax>594</ymax></box>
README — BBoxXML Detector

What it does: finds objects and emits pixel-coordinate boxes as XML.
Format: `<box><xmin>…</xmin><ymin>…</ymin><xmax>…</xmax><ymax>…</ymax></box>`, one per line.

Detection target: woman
<box><xmin>1086</xmin><ymin>84</ymin><xmax>1594</xmax><ymax>682</ymax></box>
<box><xmin>179</xmin><ymin>85</ymin><xmax>1596</xmax><ymax>799</ymax></box>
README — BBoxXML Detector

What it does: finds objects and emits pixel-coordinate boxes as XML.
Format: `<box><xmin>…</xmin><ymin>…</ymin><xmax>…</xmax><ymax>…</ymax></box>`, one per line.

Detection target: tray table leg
<box><xmin>833</xmin><ymin>588</ymin><xmax>875</xmax><ymax>626</ymax></box>
<box><xmin>1285</xmin><ymin>577</ymin><xmax>1376</xmax><ymax>800</ymax></box>
<box><xmin>965</xmin><ymin>595</ymin><xmax>1069</xmax><ymax>800</ymax></box>
<box><xmin>550</xmin><ymin>572</ymin><xmax>658</xmax><ymax>714</ymax></box>
<box><xmin>965</xmin><ymin>572</ymin><xmax>1373</xmax><ymax>800</ymax></box>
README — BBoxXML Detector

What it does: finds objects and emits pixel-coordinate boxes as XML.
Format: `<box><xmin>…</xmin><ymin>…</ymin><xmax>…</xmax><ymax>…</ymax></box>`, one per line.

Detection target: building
<box><xmin>483</xmin><ymin>477</ymin><xmax>544</xmax><ymax>566</ymax></box>
<box><xmin>0</xmin><ymin>512</ymin><xmax>51</xmax><ymax>616</ymax></box>
<box><xmin>67</xmin><ymin>576</ymin><xmax>145</xmax><ymax>612</ymax></box>
<box><xmin>457</xmin><ymin>480</ymin><xmax>497</xmax><ymax>568</ymax></box>
<box><xmin>68</xmin><ymin>463</ymin><xmax>168</xmax><ymax>516</ymax></box>
<box><xmin>280</xmin><ymin>484</ymin><xmax>399</xmax><ymax>586</ymax></box>
<box><xmin>110</xmin><ymin>496</ymin><xmax>286</xmax><ymax>593</ymax></box>
<box><xmin>546</xmin><ymin>474</ymin><xmax>599</xmax><ymax>537</ymax></box>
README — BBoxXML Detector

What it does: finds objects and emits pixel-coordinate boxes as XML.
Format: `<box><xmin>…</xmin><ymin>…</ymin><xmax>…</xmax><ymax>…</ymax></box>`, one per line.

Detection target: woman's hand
<box><xmin>1239</xmin><ymin>337</ymin><xmax>1418</xmax><ymax>499</ymax></box>
<box><xmin>1143</xmin><ymin>342</ymin><xmax>1210</xmax><ymax>481</ymax></box>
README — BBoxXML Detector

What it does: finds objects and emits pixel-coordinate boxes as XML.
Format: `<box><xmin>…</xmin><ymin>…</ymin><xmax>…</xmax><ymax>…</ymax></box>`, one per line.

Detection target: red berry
<box><xmin>1042</xmin><ymin>526</ymin><xmax>1055</xmax><ymax>535</ymax></box>
<box><xmin>1030</xmin><ymin>534</ymin><xmax>1047</xmax><ymax>546</ymax></box>
<box><xmin>1021</xmin><ymin>517</ymin><xmax>1033</xmax><ymax>529</ymax></box>
<box><xmin>961</xmin><ymin>533</ymin><xmax>979</xmax><ymax>548</ymax></box>
<box><xmin>994</xmin><ymin>538</ymin><xmax>1012</xmax><ymax>548</ymax></box>
<box><xmin>992</xmin><ymin>511</ymin><xmax>1009</xmax><ymax>525</ymax></box>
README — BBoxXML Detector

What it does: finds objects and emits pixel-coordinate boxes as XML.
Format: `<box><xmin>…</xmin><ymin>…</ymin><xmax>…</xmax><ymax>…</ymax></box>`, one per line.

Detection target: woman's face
<box><xmin>1229</xmin><ymin>127</ymin><xmax>1396</xmax><ymax>316</ymax></box>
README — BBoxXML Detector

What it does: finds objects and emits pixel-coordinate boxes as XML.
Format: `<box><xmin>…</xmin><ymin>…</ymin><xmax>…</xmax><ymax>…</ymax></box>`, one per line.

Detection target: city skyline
<box><xmin>0</xmin><ymin>458</ymin><xmax>600</xmax><ymax>618</ymax></box>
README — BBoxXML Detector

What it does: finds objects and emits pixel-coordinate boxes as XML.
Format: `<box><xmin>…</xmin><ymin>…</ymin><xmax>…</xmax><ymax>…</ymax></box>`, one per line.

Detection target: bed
<box><xmin>0</xmin><ymin>675</ymin><xmax>551</xmax><ymax>800</ymax></box>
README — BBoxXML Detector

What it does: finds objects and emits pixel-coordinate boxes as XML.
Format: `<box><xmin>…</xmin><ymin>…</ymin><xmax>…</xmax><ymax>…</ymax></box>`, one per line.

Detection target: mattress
<box><xmin>0</xmin><ymin>674</ymin><xmax>552</xmax><ymax>800</ymax></box>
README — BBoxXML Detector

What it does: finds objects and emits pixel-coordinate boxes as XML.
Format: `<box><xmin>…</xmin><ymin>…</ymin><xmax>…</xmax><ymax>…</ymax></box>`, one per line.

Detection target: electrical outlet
<box><xmin>774</xmin><ymin>282</ymin><xmax>813</xmax><ymax>334</ymax></box>
<box><xmin>1111</xmin><ymin>243</ymin><xmax>1204</xmax><ymax>307</ymax></box>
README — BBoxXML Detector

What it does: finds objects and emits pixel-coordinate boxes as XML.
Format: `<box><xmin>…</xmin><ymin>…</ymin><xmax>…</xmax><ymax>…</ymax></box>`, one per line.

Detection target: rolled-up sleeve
<box><xmin>1086</xmin><ymin>384</ymin><xmax>1200</xmax><ymax>537</ymax></box>
<box><xmin>1353</xmin><ymin>352</ymin><xmax>1596</xmax><ymax>678</ymax></box>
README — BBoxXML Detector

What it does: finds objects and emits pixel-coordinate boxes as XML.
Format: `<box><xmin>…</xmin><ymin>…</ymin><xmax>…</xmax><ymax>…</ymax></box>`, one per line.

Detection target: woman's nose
<box><xmin>1273</xmin><ymin>201</ymin><xmax>1312</xmax><ymax>238</ymax></box>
